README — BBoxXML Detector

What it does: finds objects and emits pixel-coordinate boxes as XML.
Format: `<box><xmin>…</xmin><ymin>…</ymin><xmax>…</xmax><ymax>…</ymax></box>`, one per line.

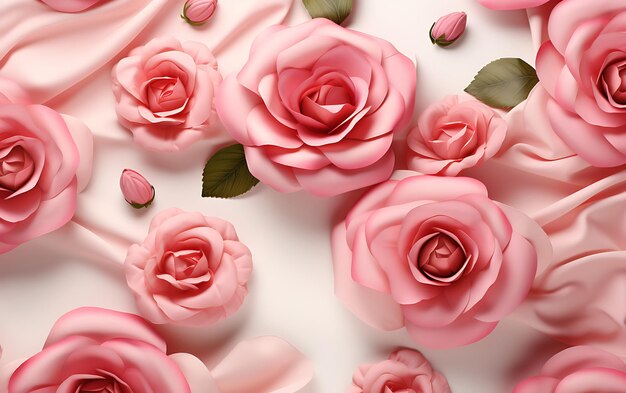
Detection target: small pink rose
<box><xmin>120</xmin><ymin>169</ymin><xmax>155</xmax><ymax>208</ymax></box>
<box><xmin>182</xmin><ymin>0</ymin><xmax>218</xmax><ymax>25</ymax></box>
<box><xmin>0</xmin><ymin>77</ymin><xmax>92</xmax><ymax>254</ymax></box>
<box><xmin>124</xmin><ymin>208</ymin><xmax>253</xmax><ymax>326</ymax></box>
<box><xmin>513</xmin><ymin>346</ymin><xmax>626</xmax><ymax>393</ymax></box>
<box><xmin>332</xmin><ymin>173</ymin><xmax>550</xmax><ymax>348</ymax></box>
<box><xmin>348</xmin><ymin>349</ymin><xmax>451</xmax><ymax>393</ymax></box>
<box><xmin>407</xmin><ymin>95</ymin><xmax>506</xmax><ymax>175</ymax></box>
<box><xmin>112</xmin><ymin>37</ymin><xmax>222</xmax><ymax>152</ymax></box>
<box><xmin>430</xmin><ymin>12</ymin><xmax>467</xmax><ymax>47</ymax></box>
<box><xmin>40</xmin><ymin>0</ymin><xmax>108</xmax><ymax>13</ymax></box>
<box><xmin>216</xmin><ymin>19</ymin><xmax>416</xmax><ymax>196</ymax></box>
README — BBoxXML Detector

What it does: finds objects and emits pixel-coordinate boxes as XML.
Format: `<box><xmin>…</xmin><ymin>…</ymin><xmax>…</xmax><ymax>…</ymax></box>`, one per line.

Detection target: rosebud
<box><xmin>120</xmin><ymin>169</ymin><xmax>155</xmax><ymax>209</ymax></box>
<box><xmin>182</xmin><ymin>0</ymin><xmax>217</xmax><ymax>26</ymax></box>
<box><xmin>430</xmin><ymin>12</ymin><xmax>467</xmax><ymax>47</ymax></box>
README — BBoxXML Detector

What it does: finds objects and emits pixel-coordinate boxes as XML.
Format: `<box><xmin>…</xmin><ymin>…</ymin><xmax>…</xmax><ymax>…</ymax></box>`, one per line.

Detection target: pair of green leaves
<box><xmin>465</xmin><ymin>58</ymin><xmax>539</xmax><ymax>110</ymax></box>
<box><xmin>302</xmin><ymin>0</ymin><xmax>352</xmax><ymax>25</ymax></box>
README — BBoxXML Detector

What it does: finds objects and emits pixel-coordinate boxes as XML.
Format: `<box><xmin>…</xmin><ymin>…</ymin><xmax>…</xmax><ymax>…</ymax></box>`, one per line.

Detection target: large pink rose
<box><xmin>0</xmin><ymin>77</ymin><xmax>92</xmax><ymax>254</ymax></box>
<box><xmin>477</xmin><ymin>0</ymin><xmax>557</xmax><ymax>10</ymax></box>
<box><xmin>407</xmin><ymin>95</ymin><xmax>506</xmax><ymax>176</ymax></box>
<box><xmin>348</xmin><ymin>349</ymin><xmax>451</xmax><ymax>393</ymax></box>
<box><xmin>5</xmin><ymin>307</ymin><xmax>313</xmax><ymax>393</ymax></box>
<box><xmin>332</xmin><ymin>172</ymin><xmax>550</xmax><ymax>348</ymax></box>
<box><xmin>7</xmin><ymin>307</ymin><xmax>199</xmax><ymax>393</ymax></box>
<box><xmin>513</xmin><ymin>346</ymin><xmax>626</xmax><ymax>393</ymax></box>
<box><xmin>535</xmin><ymin>0</ymin><xmax>626</xmax><ymax>167</ymax></box>
<box><xmin>125</xmin><ymin>208</ymin><xmax>253</xmax><ymax>326</ymax></box>
<box><xmin>40</xmin><ymin>0</ymin><xmax>108</xmax><ymax>12</ymax></box>
<box><xmin>216</xmin><ymin>19</ymin><xmax>416</xmax><ymax>196</ymax></box>
<box><xmin>112</xmin><ymin>37</ymin><xmax>222</xmax><ymax>152</ymax></box>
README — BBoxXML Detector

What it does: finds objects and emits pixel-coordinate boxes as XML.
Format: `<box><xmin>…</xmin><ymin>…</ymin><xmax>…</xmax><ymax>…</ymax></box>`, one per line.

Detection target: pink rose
<box><xmin>407</xmin><ymin>95</ymin><xmax>506</xmax><ymax>175</ymax></box>
<box><xmin>8</xmin><ymin>307</ymin><xmax>199</xmax><ymax>393</ymax></box>
<box><xmin>216</xmin><ymin>19</ymin><xmax>416</xmax><ymax>196</ymax></box>
<box><xmin>4</xmin><ymin>307</ymin><xmax>313</xmax><ymax>393</ymax></box>
<box><xmin>535</xmin><ymin>0</ymin><xmax>626</xmax><ymax>167</ymax></box>
<box><xmin>332</xmin><ymin>172</ymin><xmax>549</xmax><ymax>348</ymax></box>
<box><xmin>112</xmin><ymin>37</ymin><xmax>222</xmax><ymax>152</ymax></box>
<box><xmin>477</xmin><ymin>0</ymin><xmax>556</xmax><ymax>10</ymax></box>
<box><xmin>125</xmin><ymin>208</ymin><xmax>253</xmax><ymax>326</ymax></box>
<box><xmin>0</xmin><ymin>77</ymin><xmax>92</xmax><ymax>254</ymax></box>
<box><xmin>348</xmin><ymin>349</ymin><xmax>451</xmax><ymax>393</ymax></box>
<box><xmin>40</xmin><ymin>0</ymin><xmax>107</xmax><ymax>12</ymax></box>
<box><xmin>513</xmin><ymin>346</ymin><xmax>626</xmax><ymax>393</ymax></box>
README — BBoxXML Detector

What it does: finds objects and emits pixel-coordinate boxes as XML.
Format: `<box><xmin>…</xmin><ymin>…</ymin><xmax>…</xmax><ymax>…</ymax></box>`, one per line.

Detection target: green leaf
<box><xmin>302</xmin><ymin>0</ymin><xmax>352</xmax><ymax>25</ymax></box>
<box><xmin>465</xmin><ymin>58</ymin><xmax>539</xmax><ymax>110</ymax></box>
<box><xmin>202</xmin><ymin>144</ymin><xmax>259</xmax><ymax>198</ymax></box>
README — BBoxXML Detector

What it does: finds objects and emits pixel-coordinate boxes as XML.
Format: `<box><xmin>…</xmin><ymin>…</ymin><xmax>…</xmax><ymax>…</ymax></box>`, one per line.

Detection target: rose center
<box><xmin>146</xmin><ymin>77</ymin><xmax>188</xmax><ymax>116</ymax></box>
<box><xmin>429</xmin><ymin>121</ymin><xmax>478</xmax><ymax>159</ymax></box>
<box><xmin>418</xmin><ymin>233</ymin><xmax>466</xmax><ymax>279</ymax></box>
<box><xmin>601</xmin><ymin>59</ymin><xmax>626</xmax><ymax>106</ymax></box>
<box><xmin>78</xmin><ymin>376</ymin><xmax>129</xmax><ymax>393</ymax></box>
<box><xmin>163</xmin><ymin>249</ymin><xmax>211</xmax><ymax>280</ymax></box>
<box><xmin>0</xmin><ymin>145</ymin><xmax>35</xmax><ymax>191</ymax></box>
<box><xmin>299</xmin><ymin>77</ymin><xmax>356</xmax><ymax>132</ymax></box>
<box><xmin>383</xmin><ymin>381</ymin><xmax>416</xmax><ymax>393</ymax></box>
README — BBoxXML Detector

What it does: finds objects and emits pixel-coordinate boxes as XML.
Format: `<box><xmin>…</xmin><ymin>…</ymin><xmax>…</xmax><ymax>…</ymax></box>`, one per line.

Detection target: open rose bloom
<box><xmin>216</xmin><ymin>19</ymin><xmax>416</xmax><ymax>196</ymax></box>
<box><xmin>0</xmin><ymin>77</ymin><xmax>92</xmax><ymax>254</ymax></box>
<box><xmin>4</xmin><ymin>307</ymin><xmax>313</xmax><ymax>393</ymax></box>
<box><xmin>407</xmin><ymin>95</ymin><xmax>506</xmax><ymax>175</ymax></box>
<box><xmin>112</xmin><ymin>37</ymin><xmax>222</xmax><ymax>152</ymax></box>
<box><xmin>348</xmin><ymin>349</ymin><xmax>451</xmax><ymax>393</ymax></box>
<box><xmin>332</xmin><ymin>172</ymin><xmax>550</xmax><ymax>348</ymax></box>
<box><xmin>513</xmin><ymin>346</ymin><xmax>626</xmax><ymax>393</ymax></box>
<box><xmin>125</xmin><ymin>208</ymin><xmax>252</xmax><ymax>326</ymax></box>
<box><xmin>535</xmin><ymin>0</ymin><xmax>626</xmax><ymax>167</ymax></box>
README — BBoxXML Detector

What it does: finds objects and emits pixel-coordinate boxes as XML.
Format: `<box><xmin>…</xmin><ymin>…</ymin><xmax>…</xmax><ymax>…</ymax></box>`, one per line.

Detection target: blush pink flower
<box><xmin>477</xmin><ymin>0</ymin><xmax>557</xmax><ymax>10</ymax></box>
<box><xmin>407</xmin><ymin>95</ymin><xmax>506</xmax><ymax>175</ymax></box>
<box><xmin>112</xmin><ymin>37</ymin><xmax>222</xmax><ymax>152</ymax></box>
<box><xmin>125</xmin><ymin>208</ymin><xmax>253</xmax><ymax>326</ymax></box>
<box><xmin>40</xmin><ymin>0</ymin><xmax>107</xmax><ymax>12</ymax></box>
<box><xmin>348</xmin><ymin>349</ymin><xmax>451</xmax><ymax>393</ymax></box>
<box><xmin>216</xmin><ymin>19</ymin><xmax>416</xmax><ymax>196</ymax></box>
<box><xmin>5</xmin><ymin>307</ymin><xmax>313</xmax><ymax>393</ymax></box>
<box><xmin>534</xmin><ymin>0</ymin><xmax>626</xmax><ymax>167</ymax></box>
<box><xmin>513</xmin><ymin>346</ymin><xmax>626</xmax><ymax>393</ymax></box>
<box><xmin>7</xmin><ymin>307</ymin><xmax>200</xmax><ymax>393</ymax></box>
<box><xmin>332</xmin><ymin>172</ymin><xmax>550</xmax><ymax>348</ymax></box>
<box><xmin>0</xmin><ymin>77</ymin><xmax>92</xmax><ymax>254</ymax></box>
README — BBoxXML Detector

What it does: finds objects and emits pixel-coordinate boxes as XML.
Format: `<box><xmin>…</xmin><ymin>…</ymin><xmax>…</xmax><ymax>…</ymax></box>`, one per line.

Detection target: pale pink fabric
<box><xmin>125</xmin><ymin>208</ymin><xmax>253</xmax><ymax>326</ymax></box>
<box><xmin>331</xmin><ymin>172</ymin><xmax>551</xmax><ymax>348</ymax></box>
<box><xmin>477</xmin><ymin>0</ymin><xmax>557</xmax><ymax>10</ymax></box>
<box><xmin>40</xmin><ymin>0</ymin><xmax>108</xmax><ymax>13</ymax></box>
<box><xmin>4</xmin><ymin>307</ymin><xmax>313</xmax><ymax>393</ymax></box>
<box><xmin>407</xmin><ymin>95</ymin><xmax>506</xmax><ymax>176</ymax></box>
<box><xmin>534</xmin><ymin>0</ymin><xmax>626</xmax><ymax>167</ymax></box>
<box><xmin>216</xmin><ymin>19</ymin><xmax>416</xmax><ymax>196</ymax></box>
<box><xmin>112</xmin><ymin>36</ymin><xmax>222</xmax><ymax>152</ymax></box>
<box><xmin>0</xmin><ymin>77</ymin><xmax>92</xmax><ymax>254</ymax></box>
<box><xmin>348</xmin><ymin>349</ymin><xmax>451</xmax><ymax>393</ymax></box>
<box><xmin>512</xmin><ymin>346</ymin><xmax>626</xmax><ymax>393</ymax></box>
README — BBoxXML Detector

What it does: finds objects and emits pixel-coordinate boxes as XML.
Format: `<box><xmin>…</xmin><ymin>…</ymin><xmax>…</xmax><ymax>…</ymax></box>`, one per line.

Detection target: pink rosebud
<box><xmin>430</xmin><ymin>12</ymin><xmax>467</xmax><ymax>47</ymax></box>
<box><xmin>182</xmin><ymin>0</ymin><xmax>217</xmax><ymax>26</ymax></box>
<box><xmin>120</xmin><ymin>169</ymin><xmax>155</xmax><ymax>209</ymax></box>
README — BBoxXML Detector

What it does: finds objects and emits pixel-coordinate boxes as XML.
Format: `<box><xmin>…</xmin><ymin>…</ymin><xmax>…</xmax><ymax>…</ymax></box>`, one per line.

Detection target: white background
<box><xmin>0</xmin><ymin>1</ymin><xmax>569</xmax><ymax>392</ymax></box>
